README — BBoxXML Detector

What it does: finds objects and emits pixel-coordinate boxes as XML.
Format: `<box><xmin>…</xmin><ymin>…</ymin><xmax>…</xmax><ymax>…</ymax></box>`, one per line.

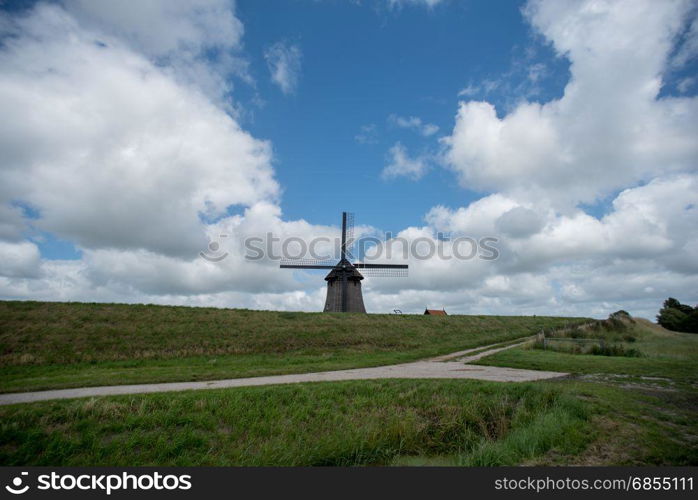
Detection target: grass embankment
<box><xmin>0</xmin><ymin>301</ymin><xmax>584</xmax><ymax>393</ymax></box>
<box><xmin>0</xmin><ymin>305</ymin><xmax>696</xmax><ymax>466</ymax></box>
<box><xmin>0</xmin><ymin>380</ymin><xmax>591</xmax><ymax>466</ymax></box>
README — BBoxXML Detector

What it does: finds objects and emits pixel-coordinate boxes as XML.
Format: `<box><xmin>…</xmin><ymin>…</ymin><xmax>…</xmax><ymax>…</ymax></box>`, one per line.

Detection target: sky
<box><xmin>0</xmin><ymin>0</ymin><xmax>697</xmax><ymax>318</ymax></box>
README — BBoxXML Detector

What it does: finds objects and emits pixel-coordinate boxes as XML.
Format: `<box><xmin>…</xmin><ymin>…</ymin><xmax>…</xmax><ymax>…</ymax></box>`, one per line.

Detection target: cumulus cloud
<box><xmin>443</xmin><ymin>0</ymin><xmax>698</xmax><ymax>207</ymax></box>
<box><xmin>382</xmin><ymin>143</ymin><xmax>430</xmax><ymax>180</ymax></box>
<box><xmin>433</xmin><ymin>0</ymin><xmax>698</xmax><ymax>318</ymax></box>
<box><xmin>1</xmin><ymin>0</ymin><xmax>696</xmax><ymax>319</ymax></box>
<box><xmin>394</xmin><ymin>174</ymin><xmax>698</xmax><ymax>318</ymax></box>
<box><xmin>264</xmin><ymin>41</ymin><xmax>302</xmax><ymax>95</ymax></box>
<box><xmin>0</xmin><ymin>241</ymin><xmax>41</xmax><ymax>279</ymax></box>
<box><xmin>0</xmin><ymin>4</ymin><xmax>304</xmax><ymax>304</ymax></box>
<box><xmin>64</xmin><ymin>0</ymin><xmax>244</xmax><ymax>58</ymax></box>
<box><xmin>412</xmin><ymin>0</ymin><xmax>698</xmax><ymax>316</ymax></box>
<box><xmin>0</xmin><ymin>4</ymin><xmax>277</xmax><ymax>258</ymax></box>
<box><xmin>64</xmin><ymin>0</ymin><xmax>250</xmax><ymax>103</ymax></box>
<box><xmin>496</xmin><ymin>207</ymin><xmax>545</xmax><ymax>239</ymax></box>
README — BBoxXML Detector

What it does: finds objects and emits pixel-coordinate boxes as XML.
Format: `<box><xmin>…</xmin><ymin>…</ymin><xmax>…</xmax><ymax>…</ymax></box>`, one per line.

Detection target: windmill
<box><xmin>280</xmin><ymin>212</ymin><xmax>408</xmax><ymax>313</ymax></box>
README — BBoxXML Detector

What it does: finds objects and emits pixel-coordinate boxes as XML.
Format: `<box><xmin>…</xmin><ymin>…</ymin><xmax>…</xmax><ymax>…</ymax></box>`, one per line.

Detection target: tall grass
<box><xmin>461</xmin><ymin>401</ymin><xmax>589</xmax><ymax>465</ymax></box>
<box><xmin>0</xmin><ymin>379</ymin><xmax>589</xmax><ymax>466</ymax></box>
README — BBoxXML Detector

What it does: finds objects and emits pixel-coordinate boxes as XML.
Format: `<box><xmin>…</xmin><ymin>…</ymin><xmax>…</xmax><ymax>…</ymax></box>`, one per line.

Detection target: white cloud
<box><xmin>0</xmin><ymin>204</ymin><xmax>26</xmax><ymax>242</ymax></box>
<box><xmin>388</xmin><ymin>0</ymin><xmax>445</xmax><ymax>8</ymax></box>
<box><xmin>429</xmin><ymin>0</ymin><xmax>698</xmax><ymax>318</ymax></box>
<box><xmin>0</xmin><ymin>241</ymin><xmax>41</xmax><ymax>279</ymax></box>
<box><xmin>677</xmin><ymin>76</ymin><xmax>696</xmax><ymax>93</ymax></box>
<box><xmin>526</xmin><ymin>62</ymin><xmax>546</xmax><ymax>83</ymax></box>
<box><xmin>388</xmin><ymin>114</ymin><xmax>439</xmax><ymax>136</ymax></box>
<box><xmin>443</xmin><ymin>0</ymin><xmax>698</xmax><ymax>208</ymax></box>
<box><xmin>355</xmin><ymin>124</ymin><xmax>379</xmax><ymax>144</ymax></box>
<box><xmin>457</xmin><ymin>79</ymin><xmax>502</xmax><ymax>98</ymax></box>
<box><xmin>670</xmin><ymin>14</ymin><xmax>698</xmax><ymax>68</ymax></box>
<box><xmin>457</xmin><ymin>84</ymin><xmax>479</xmax><ymax>97</ymax></box>
<box><xmin>0</xmin><ymin>4</ymin><xmax>277</xmax><ymax>258</ymax></box>
<box><xmin>0</xmin><ymin>5</ymin><xmax>341</xmax><ymax>307</ymax></box>
<box><xmin>496</xmin><ymin>206</ymin><xmax>545</xmax><ymax>239</ymax></box>
<box><xmin>264</xmin><ymin>41</ymin><xmax>302</xmax><ymax>95</ymax></box>
<box><xmin>64</xmin><ymin>0</ymin><xmax>250</xmax><ymax>103</ymax></box>
<box><xmin>382</xmin><ymin>143</ymin><xmax>430</xmax><ymax>180</ymax></box>
<box><xmin>64</xmin><ymin>0</ymin><xmax>244</xmax><ymax>57</ymax></box>
<box><xmin>2</xmin><ymin>174</ymin><xmax>696</xmax><ymax>317</ymax></box>
<box><xmin>0</xmin><ymin>4</ymin><xmax>302</xmax><ymax>300</ymax></box>
<box><xmin>0</xmin><ymin>0</ymin><xmax>696</xmax><ymax>320</ymax></box>
<box><xmin>395</xmin><ymin>174</ymin><xmax>698</xmax><ymax>317</ymax></box>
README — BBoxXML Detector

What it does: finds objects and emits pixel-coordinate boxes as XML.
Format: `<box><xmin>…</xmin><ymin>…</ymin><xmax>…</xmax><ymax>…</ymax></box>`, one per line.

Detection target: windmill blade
<box><xmin>353</xmin><ymin>262</ymin><xmax>408</xmax><ymax>277</ymax></box>
<box><xmin>279</xmin><ymin>264</ymin><xmax>335</xmax><ymax>269</ymax></box>
<box><xmin>280</xmin><ymin>257</ymin><xmax>336</xmax><ymax>267</ymax></box>
<box><xmin>359</xmin><ymin>268</ymin><xmax>408</xmax><ymax>277</ymax></box>
<box><xmin>353</xmin><ymin>263</ymin><xmax>408</xmax><ymax>269</ymax></box>
<box><xmin>344</xmin><ymin>211</ymin><xmax>355</xmax><ymax>260</ymax></box>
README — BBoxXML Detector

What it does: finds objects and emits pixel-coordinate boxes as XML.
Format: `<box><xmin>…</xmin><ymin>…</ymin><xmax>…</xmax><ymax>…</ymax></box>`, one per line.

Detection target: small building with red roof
<box><xmin>424</xmin><ymin>308</ymin><xmax>447</xmax><ymax>316</ymax></box>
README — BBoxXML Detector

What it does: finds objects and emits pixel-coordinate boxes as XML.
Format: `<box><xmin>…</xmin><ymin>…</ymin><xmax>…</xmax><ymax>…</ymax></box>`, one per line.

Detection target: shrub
<box><xmin>589</xmin><ymin>344</ymin><xmax>642</xmax><ymax>358</ymax></box>
<box><xmin>609</xmin><ymin>310</ymin><xmax>633</xmax><ymax>322</ymax></box>
<box><xmin>656</xmin><ymin>298</ymin><xmax>697</xmax><ymax>333</ymax></box>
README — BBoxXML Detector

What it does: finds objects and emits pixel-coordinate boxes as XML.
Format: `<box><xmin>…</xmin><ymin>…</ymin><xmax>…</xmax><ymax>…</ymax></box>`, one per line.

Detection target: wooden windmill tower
<box><xmin>280</xmin><ymin>212</ymin><xmax>408</xmax><ymax>313</ymax></box>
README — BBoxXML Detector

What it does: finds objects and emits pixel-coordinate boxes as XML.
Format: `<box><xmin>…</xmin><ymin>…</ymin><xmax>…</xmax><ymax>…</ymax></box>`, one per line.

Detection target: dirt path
<box><xmin>0</xmin><ymin>338</ymin><xmax>565</xmax><ymax>406</ymax></box>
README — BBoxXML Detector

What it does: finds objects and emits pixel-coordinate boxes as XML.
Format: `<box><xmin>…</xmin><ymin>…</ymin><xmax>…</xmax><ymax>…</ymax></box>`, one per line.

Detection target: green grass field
<box><xmin>0</xmin><ymin>301</ymin><xmax>583</xmax><ymax>392</ymax></box>
<box><xmin>0</xmin><ymin>301</ymin><xmax>696</xmax><ymax>466</ymax></box>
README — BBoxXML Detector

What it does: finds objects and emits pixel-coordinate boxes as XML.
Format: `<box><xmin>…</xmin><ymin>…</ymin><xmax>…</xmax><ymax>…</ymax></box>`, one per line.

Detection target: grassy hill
<box><xmin>0</xmin><ymin>300</ymin><xmax>585</xmax><ymax>392</ymax></box>
<box><xmin>0</xmin><ymin>302</ymin><xmax>696</xmax><ymax>466</ymax></box>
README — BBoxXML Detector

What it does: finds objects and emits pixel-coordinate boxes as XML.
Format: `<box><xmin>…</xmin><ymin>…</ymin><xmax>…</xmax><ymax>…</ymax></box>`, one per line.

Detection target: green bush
<box><xmin>656</xmin><ymin>298</ymin><xmax>697</xmax><ymax>333</ymax></box>
<box><xmin>589</xmin><ymin>344</ymin><xmax>642</xmax><ymax>358</ymax></box>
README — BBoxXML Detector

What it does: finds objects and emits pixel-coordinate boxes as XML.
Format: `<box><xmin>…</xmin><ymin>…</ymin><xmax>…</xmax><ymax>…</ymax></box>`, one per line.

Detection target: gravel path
<box><xmin>0</xmin><ymin>338</ymin><xmax>565</xmax><ymax>406</ymax></box>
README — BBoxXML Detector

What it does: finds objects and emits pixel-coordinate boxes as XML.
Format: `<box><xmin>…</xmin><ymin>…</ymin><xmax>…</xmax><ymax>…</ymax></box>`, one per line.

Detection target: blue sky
<box><xmin>235</xmin><ymin>0</ymin><xmax>569</xmax><ymax>231</ymax></box>
<box><xmin>26</xmin><ymin>0</ymin><xmax>576</xmax><ymax>259</ymax></box>
<box><xmin>0</xmin><ymin>0</ymin><xmax>697</xmax><ymax>317</ymax></box>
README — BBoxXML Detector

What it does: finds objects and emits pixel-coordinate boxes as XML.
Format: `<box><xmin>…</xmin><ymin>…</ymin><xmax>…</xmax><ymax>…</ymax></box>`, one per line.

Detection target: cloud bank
<box><xmin>0</xmin><ymin>0</ymin><xmax>696</xmax><ymax>319</ymax></box>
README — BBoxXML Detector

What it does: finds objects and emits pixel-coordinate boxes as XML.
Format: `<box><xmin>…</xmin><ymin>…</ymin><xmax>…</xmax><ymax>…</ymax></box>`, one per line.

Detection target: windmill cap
<box><xmin>324</xmin><ymin>259</ymin><xmax>364</xmax><ymax>281</ymax></box>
